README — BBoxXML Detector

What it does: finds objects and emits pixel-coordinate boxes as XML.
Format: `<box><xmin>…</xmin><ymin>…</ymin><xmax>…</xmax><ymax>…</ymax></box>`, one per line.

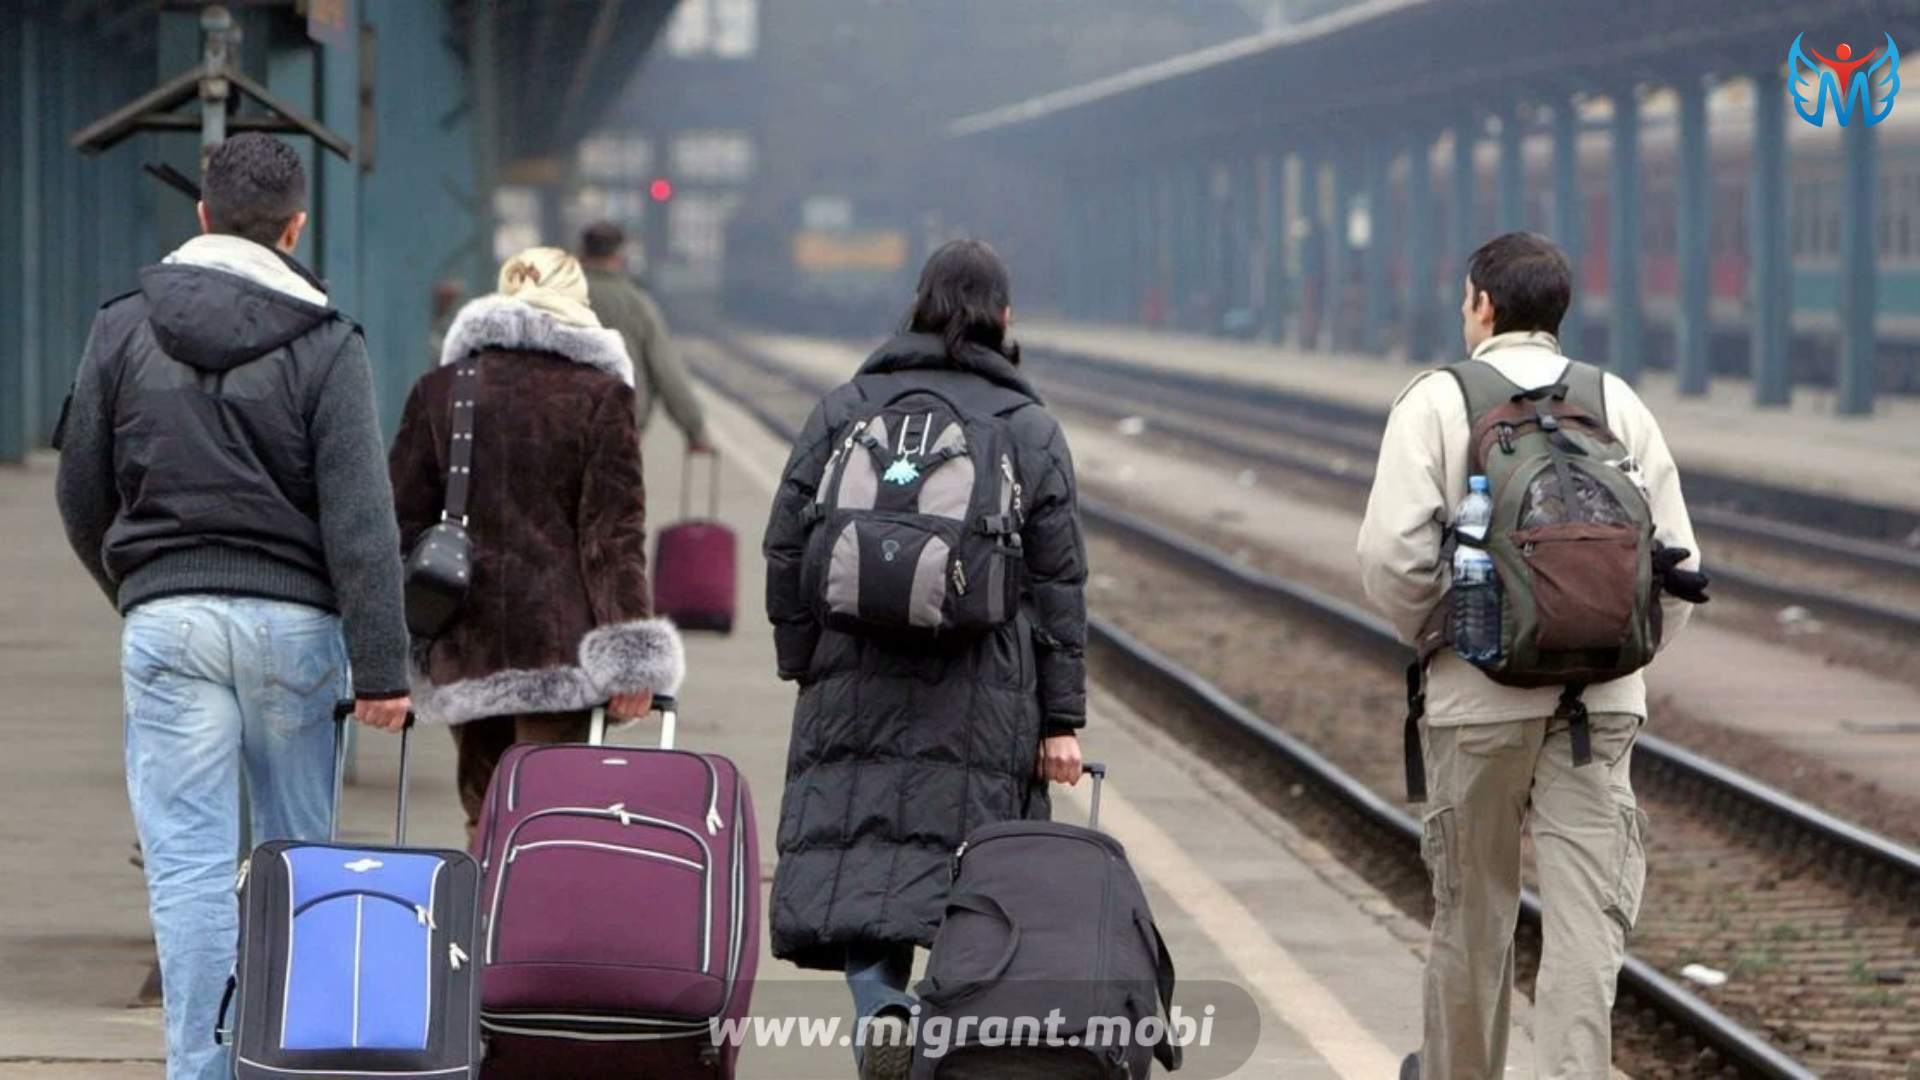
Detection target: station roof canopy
<box><xmin>950</xmin><ymin>0</ymin><xmax>1920</xmax><ymax>157</ymax></box>
<box><xmin>447</xmin><ymin>0</ymin><xmax>679</xmax><ymax>170</ymax></box>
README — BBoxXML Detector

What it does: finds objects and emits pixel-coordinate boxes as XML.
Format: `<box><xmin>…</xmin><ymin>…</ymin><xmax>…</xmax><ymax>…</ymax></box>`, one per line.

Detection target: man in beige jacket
<box><xmin>1357</xmin><ymin>232</ymin><xmax>1703</xmax><ymax>1080</ymax></box>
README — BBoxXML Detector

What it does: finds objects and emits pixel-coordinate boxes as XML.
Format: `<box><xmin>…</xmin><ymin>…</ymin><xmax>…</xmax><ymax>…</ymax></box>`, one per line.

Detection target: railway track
<box><xmin>1024</xmin><ymin>346</ymin><xmax>1920</xmax><ymax>643</ymax></box>
<box><xmin>690</xmin><ymin>329</ymin><xmax>1920</xmax><ymax>1077</ymax></box>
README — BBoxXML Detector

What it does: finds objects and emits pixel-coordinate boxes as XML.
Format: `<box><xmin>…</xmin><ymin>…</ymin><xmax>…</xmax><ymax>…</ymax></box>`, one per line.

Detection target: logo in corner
<box><xmin>1789</xmin><ymin>32</ymin><xmax>1900</xmax><ymax>127</ymax></box>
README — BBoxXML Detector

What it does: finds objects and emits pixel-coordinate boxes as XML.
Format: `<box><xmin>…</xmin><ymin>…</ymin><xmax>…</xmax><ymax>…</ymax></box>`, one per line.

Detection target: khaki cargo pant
<box><xmin>1418</xmin><ymin>711</ymin><xmax>1650</xmax><ymax>1080</ymax></box>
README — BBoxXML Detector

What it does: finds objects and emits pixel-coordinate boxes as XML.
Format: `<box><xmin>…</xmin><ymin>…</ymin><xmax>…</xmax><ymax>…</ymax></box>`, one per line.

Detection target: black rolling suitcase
<box><xmin>217</xmin><ymin>703</ymin><xmax>483</xmax><ymax>1079</ymax></box>
<box><xmin>914</xmin><ymin>763</ymin><xmax>1182</xmax><ymax>1079</ymax></box>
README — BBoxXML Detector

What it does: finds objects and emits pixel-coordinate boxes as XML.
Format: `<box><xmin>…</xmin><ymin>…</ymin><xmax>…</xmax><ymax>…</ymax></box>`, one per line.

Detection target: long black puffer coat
<box><xmin>763</xmin><ymin>332</ymin><xmax>1088</xmax><ymax>970</ymax></box>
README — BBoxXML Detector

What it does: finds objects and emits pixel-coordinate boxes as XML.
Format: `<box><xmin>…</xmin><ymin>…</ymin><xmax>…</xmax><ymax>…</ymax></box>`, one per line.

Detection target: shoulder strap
<box><xmin>855</xmin><ymin>371</ymin><xmax>1035</xmax><ymax>419</ymax></box>
<box><xmin>1558</xmin><ymin>359</ymin><xmax>1609</xmax><ymax>428</ymax></box>
<box><xmin>1443</xmin><ymin>359</ymin><xmax>1520</xmax><ymax>425</ymax></box>
<box><xmin>441</xmin><ymin>363</ymin><xmax>478</xmax><ymax>523</ymax></box>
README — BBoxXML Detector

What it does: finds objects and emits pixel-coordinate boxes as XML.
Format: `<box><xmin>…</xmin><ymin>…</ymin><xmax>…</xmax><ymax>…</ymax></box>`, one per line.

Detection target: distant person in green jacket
<box><xmin>579</xmin><ymin>221</ymin><xmax>711</xmax><ymax>451</ymax></box>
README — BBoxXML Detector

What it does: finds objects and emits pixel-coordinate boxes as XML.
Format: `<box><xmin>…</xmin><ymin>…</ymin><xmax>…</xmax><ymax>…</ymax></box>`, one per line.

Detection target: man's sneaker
<box><xmin>1399</xmin><ymin>1052</ymin><xmax>1420</xmax><ymax>1079</ymax></box>
<box><xmin>860</xmin><ymin>1012</ymin><xmax>913</xmax><ymax>1080</ymax></box>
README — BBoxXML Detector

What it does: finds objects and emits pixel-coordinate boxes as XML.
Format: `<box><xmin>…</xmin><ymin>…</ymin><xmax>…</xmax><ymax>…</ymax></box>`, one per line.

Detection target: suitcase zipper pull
<box><xmin>234</xmin><ymin>859</ymin><xmax>250</xmax><ymax>894</ymax></box>
<box><xmin>449</xmin><ymin>942</ymin><xmax>468</xmax><ymax>971</ymax></box>
<box><xmin>707</xmin><ymin>799</ymin><xmax>724</xmax><ymax>836</ymax></box>
<box><xmin>609</xmin><ymin>802</ymin><xmax>633</xmax><ymax>827</ymax></box>
<box><xmin>416</xmin><ymin>905</ymin><xmax>436</xmax><ymax>930</ymax></box>
<box><xmin>950</xmin><ymin>841</ymin><xmax>969</xmax><ymax>881</ymax></box>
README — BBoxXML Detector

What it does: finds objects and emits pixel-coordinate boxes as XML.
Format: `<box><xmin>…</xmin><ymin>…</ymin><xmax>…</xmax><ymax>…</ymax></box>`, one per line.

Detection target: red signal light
<box><xmin>649</xmin><ymin>178</ymin><xmax>674</xmax><ymax>202</ymax></box>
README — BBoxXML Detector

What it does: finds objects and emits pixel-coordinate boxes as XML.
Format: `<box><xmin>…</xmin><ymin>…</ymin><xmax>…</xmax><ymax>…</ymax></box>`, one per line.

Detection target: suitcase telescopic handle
<box><xmin>1083</xmin><ymin>761</ymin><xmax>1106</xmax><ymax>830</ymax></box>
<box><xmin>588</xmin><ymin>693</ymin><xmax>679</xmax><ymax>749</ymax></box>
<box><xmin>681</xmin><ymin>449</ymin><xmax>721</xmax><ymax>521</ymax></box>
<box><xmin>332</xmin><ymin>701</ymin><xmax>416</xmax><ymax>846</ymax></box>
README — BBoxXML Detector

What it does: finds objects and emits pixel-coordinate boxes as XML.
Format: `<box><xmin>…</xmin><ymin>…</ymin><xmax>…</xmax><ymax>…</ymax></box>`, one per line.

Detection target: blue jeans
<box><xmin>123</xmin><ymin>596</ymin><xmax>348</xmax><ymax>1080</ymax></box>
<box><xmin>846</xmin><ymin>942</ymin><xmax>917</xmax><ymax>1066</ymax></box>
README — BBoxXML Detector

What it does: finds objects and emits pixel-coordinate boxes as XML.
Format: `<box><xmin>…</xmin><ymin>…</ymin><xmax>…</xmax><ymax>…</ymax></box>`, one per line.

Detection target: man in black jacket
<box><xmin>55</xmin><ymin>133</ymin><xmax>409</xmax><ymax>1080</ymax></box>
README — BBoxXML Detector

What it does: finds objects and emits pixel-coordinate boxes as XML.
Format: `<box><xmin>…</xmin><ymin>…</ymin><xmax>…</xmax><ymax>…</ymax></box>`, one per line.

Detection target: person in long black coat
<box><xmin>762</xmin><ymin>240</ymin><xmax>1089</xmax><ymax>1076</ymax></box>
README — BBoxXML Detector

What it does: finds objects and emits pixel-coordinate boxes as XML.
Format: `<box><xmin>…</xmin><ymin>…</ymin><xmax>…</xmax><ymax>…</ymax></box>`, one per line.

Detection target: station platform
<box><xmin>0</xmin><ymin>380</ymin><xmax>1516</xmax><ymax>1076</ymax></box>
<box><xmin>1016</xmin><ymin>320</ymin><xmax>1920</xmax><ymax>517</ymax></box>
<box><xmin>734</xmin><ymin>330</ymin><xmax>1920</xmax><ymax>810</ymax></box>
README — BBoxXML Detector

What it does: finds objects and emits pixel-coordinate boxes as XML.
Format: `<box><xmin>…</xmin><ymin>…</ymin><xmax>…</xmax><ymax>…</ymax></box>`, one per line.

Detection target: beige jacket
<box><xmin>1356</xmin><ymin>331</ymin><xmax>1700</xmax><ymax>726</ymax></box>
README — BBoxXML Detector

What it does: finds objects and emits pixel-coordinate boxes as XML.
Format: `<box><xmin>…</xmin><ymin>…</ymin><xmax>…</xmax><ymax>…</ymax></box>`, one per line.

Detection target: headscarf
<box><xmin>497</xmin><ymin>246</ymin><xmax>602</xmax><ymax>329</ymax></box>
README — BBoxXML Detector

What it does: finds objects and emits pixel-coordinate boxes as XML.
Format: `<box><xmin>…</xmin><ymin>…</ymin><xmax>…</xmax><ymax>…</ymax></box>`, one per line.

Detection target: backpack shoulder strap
<box><xmin>1558</xmin><ymin>359</ymin><xmax>1610</xmax><ymax>429</ymax></box>
<box><xmin>1443</xmin><ymin>359</ymin><xmax>1519</xmax><ymax>425</ymax></box>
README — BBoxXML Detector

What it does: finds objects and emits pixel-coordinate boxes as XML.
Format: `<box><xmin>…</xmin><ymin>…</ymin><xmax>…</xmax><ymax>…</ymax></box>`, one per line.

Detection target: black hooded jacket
<box><xmin>55</xmin><ymin>246</ymin><xmax>410</xmax><ymax>696</ymax></box>
<box><xmin>762</xmin><ymin>332</ymin><xmax>1089</xmax><ymax>969</ymax></box>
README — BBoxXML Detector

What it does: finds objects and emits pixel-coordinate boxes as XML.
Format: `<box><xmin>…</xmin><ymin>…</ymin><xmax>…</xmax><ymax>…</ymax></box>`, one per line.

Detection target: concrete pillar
<box><xmin>1361</xmin><ymin>138</ymin><xmax>1392</xmax><ymax>354</ymax></box>
<box><xmin>1550</xmin><ymin>100</ymin><xmax>1584</xmax><ymax>355</ymax></box>
<box><xmin>1403</xmin><ymin>130</ymin><xmax>1438</xmax><ymax>364</ymax></box>
<box><xmin>1837</xmin><ymin>112</ymin><xmax>1879</xmax><ymax>415</ymax></box>
<box><xmin>1749</xmin><ymin>65</ymin><xmax>1791</xmax><ymax>405</ymax></box>
<box><xmin>1498</xmin><ymin>103</ymin><xmax>1524</xmax><ymax>232</ymax></box>
<box><xmin>1607</xmin><ymin>88</ymin><xmax>1644</xmax><ymax>383</ymax></box>
<box><xmin>1675</xmin><ymin>76</ymin><xmax>1713</xmax><ymax>396</ymax></box>
<box><xmin>1264</xmin><ymin>149</ymin><xmax>1288</xmax><ymax>341</ymax></box>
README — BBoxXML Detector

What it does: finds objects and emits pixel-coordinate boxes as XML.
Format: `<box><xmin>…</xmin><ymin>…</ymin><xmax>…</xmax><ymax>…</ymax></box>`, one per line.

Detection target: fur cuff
<box><xmin>581</xmin><ymin>618</ymin><xmax>685</xmax><ymax>697</ymax></box>
<box><xmin>410</xmin><ymin>618</ymin><xmax>685</xmax><ymax>726</ymax></box>
<box><xmin>438</xmin><ymin>295</ymin><xmax>633</xmax><ymax>387</ymax></box>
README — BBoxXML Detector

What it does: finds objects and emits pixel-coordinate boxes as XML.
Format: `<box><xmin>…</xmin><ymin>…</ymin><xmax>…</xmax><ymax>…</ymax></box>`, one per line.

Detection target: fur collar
<box><xmin>438</xmin><ymin>295</ymin><xmax>633</xmax><ymax>387</ymax></box>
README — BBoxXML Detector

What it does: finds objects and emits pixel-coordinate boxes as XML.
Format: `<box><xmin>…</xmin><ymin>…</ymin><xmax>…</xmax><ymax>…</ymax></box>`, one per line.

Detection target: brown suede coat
<box><xmin>390</xmin><ymin>296</ymin><xmax>681</xmax><ymax>726</ymax></box>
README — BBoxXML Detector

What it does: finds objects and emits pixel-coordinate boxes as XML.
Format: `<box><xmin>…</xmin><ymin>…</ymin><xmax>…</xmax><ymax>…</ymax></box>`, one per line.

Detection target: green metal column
<box><xmin>1325</xmin><ymin>149</ymin><xmax>1354</xmax><ymax>351</ymax></box>
<box><xmin>317</xmin><ymin>3</ymin><xmax>362</xmax><ymax>334</ymax></box>
<box><xmin>1749</xmin><ymin>65</ymin><xmax>1791</xmax><ymax>405</ymax></box>
<box><xmin>0</xmin><ymin>9</ymin><xmax>37</xmax><ymax>463</ymax></box>
<box><xmin>1675</xmin><ymin>77</ymin><xmax>1712</xmax><ymax>396</ymax></box>
<box><xmin>1837</xmin><ymin>112</ymin><xmax>1879</xmax><ymax>415</ymax></box>
<box><xmin>1180</xmin><ymin>157</ymin><xmax>1206</xmax><ymax>325</ymax></box>
<box><xmin>1236</xmin><ymin>154</ymin><xmax>1259</xmax><ymax>322</ymax></box>
<box><xmin>1128</xmin><ymin>171</ymin><xmax>1144</xmax><ymax>319</ymax></box>
<box><xmin>1450</xmin><ymin>120</ymin><xmax>1476</xmax><ymax>296</ymax></box>
<box><xmin>1404</xmin><ymin>131</ymin><xmax>1438</xmax><ymax>364</ymax></box>
<box><xmin>1498</xmin><ymin>103</ymin><xmax>1524</xmax><ymax>232</ymax></box>
<box><xmin>1361</xmin><ymin>139</ymin><xmax>1391</xmax><ymax>354</ymax></box>
<box><xmin>1294</xmin><ymin>147</ymin><xmax>1322</xmax><ymax>351</ymax></box>
<box><xmin>1551</xmin><ymin>100</ymin><xmax>1583</xmax><ymax>355</ymax></box>
<box><xmin>1264</xmin><ymin>150</ymin><xmax>1288</xmax><ymax>342</ymax></box>
<box><xmin>1607</xmin><ymin>88</ymin><xmax>1644</xmax><ymax>383</ymax></box>
<box><xmin>362</xmin><ymin>0</ymin><xmax>482</xmax><ymax>421</ymax></box>
<box><xmin>1153</xmin><ymin>166</ymin><xmax>1174</xmax><ymax>323</ymax></box>
<box><xmin>45</xmin><ymin>23</ymin><xmax>92</xmax><ymax>443</ymax></box>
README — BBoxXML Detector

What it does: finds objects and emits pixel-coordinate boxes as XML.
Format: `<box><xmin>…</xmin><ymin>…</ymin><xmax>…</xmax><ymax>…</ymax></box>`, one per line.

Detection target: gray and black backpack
<box><xmin>801</xmin><ymin>375</ymin><xmax>1031</xmax><ymax>638</ymax></box>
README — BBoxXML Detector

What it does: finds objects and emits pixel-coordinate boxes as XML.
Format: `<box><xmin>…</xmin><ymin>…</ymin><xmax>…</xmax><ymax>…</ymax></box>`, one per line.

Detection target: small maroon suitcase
<box><xmin>653</xmin><ymin>451</ymin><xmax>737</xmax><ymax>634</ymax></box>
<box><xmin>473</xmin><ymin>697</ymin><xmax>761</xmax><ymax>1078</ymax></box>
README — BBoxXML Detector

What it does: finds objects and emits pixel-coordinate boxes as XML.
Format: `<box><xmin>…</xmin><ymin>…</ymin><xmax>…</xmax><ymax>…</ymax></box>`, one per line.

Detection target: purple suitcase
<box><xmin>473</xmin><ymin>696</ymin><xmax>760</xmax><ymax>1078</ymax></box>
<box><xmin>652</xmin><ymin>452</ymin><xmax>737</xmax><ymax>634</ymax></box>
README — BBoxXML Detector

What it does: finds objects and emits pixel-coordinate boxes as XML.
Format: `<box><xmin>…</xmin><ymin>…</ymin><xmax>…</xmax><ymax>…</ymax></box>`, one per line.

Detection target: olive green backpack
<box><xmin>1403</xmin><ymin>358</ymin><xmax>1661</xmax><ymax>800</ymax></box>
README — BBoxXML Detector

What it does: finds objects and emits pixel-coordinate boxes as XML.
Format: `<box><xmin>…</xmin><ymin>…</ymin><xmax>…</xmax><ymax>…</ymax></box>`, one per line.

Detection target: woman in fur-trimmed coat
<box><xmin>389</xmin><ymin>247</ymin><xmax>683</xmax><ymax>829</ymax></box>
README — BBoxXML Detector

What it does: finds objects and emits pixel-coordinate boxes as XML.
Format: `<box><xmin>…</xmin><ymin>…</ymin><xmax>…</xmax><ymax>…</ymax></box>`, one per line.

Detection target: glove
<box><xmin>1652</xmin><ymin>543</ymin><xmax>1710</xmax><ymax>604</ymax></box>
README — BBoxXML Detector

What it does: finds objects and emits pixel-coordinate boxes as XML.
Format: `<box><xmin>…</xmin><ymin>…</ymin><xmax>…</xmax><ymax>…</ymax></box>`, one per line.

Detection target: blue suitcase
<box><xmin>218</xmin><ymin>705</ymin><xmax>482</xmax><ymax>1079</ymax></box>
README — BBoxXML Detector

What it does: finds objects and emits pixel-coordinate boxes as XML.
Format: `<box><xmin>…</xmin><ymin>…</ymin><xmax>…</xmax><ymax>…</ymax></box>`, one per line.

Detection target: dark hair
<box><xmin>904</xmin><ymin>239</ymin><xmax>1016</xmax><ymax>363</ymax></box>
<box><xmin>580</xmin><ymin>221</ymin><xmax>625</xmax><ymax>261</ymax></box>
<box><xmin>1466</xmin><ymin>231</ymin><xmax>1573</xmax><ymax>336</ymax></box>
<box><xmin>202</xmin><ymin>134</ymin><xmax>306</xmax><ymax>248</ymax></box>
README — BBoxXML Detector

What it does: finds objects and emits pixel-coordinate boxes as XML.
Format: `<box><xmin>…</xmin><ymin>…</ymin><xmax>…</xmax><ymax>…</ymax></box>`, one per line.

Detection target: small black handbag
<box><xmin>404</xmin><ymin>363</ymin><xmax>478</xmax><ymax>638</ymax></box>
